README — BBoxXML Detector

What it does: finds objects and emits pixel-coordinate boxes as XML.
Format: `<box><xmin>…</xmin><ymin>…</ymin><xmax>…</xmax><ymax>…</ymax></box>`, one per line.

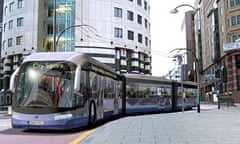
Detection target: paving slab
<box><xmin>79</xmin><ymin>104</ymin><xmax>240</xmax><ymax>144</ymax></box>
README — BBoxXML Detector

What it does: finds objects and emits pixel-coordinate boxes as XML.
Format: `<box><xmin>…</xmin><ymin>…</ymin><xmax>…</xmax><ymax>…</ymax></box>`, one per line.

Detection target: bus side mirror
<box><xmin>9</xmin><ymin>68</ymin><xmax>20</xmax><ymax>93</ymax></box>
<box><xmin>74</xmin><ymin>65</ymin><xmax>81</xmax><ymax>91</ymax></box>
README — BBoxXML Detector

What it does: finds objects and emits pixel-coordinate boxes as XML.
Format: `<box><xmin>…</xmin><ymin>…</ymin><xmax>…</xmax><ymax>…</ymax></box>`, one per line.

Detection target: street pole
<box><xmin>53</xmin><ymin>0</ymin><xmax>57</xmax><ymax>52</ymax></box>
<box><xmin>170</xmin><ymin>3</ymin><xmax>201</xmax><ymax>113</ymax></box>
<box><xmin>196</xmin><ymin>59</ymin><xmax>200</xmax><ymax>113</ymax></box>
<box><xmin>181</xmin><ymin>54</ymin><xmax>185</xmax><ymax>112</ymax></box>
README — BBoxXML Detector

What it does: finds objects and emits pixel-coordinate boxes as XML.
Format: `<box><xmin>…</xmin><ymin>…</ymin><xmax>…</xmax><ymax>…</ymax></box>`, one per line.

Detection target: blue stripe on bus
<box><xmin>12</xmin><ymin>117</ymin><xmax>89</xmax><ymax>130</ymax></box>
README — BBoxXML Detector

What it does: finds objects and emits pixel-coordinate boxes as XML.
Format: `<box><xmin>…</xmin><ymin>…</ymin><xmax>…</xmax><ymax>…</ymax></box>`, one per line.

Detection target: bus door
<box><xmin>98</xmin><ymin>76</ymin><xmax>105</xmax><ymax>118</ymax></box>
<box><xmin>113</xmin><ymin>80</ymin><xmax>121</xmax><ymax>114</ymax></box>
<box><xmin>90</xmin><ymin>72</ymin><xmax>104</xmax><ymax>120</ymax></box>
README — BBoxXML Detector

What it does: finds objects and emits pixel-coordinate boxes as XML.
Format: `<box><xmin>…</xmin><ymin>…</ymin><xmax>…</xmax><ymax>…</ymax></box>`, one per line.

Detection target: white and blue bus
<box><xmin>9</xmin><ymin>52</ymin><xmax>197</xmax><ymax>130</ymax></box>
<box><xmin>10</xmin><ymin>52</ymin><xmax>124</xmax><ymax>130</ymax></box>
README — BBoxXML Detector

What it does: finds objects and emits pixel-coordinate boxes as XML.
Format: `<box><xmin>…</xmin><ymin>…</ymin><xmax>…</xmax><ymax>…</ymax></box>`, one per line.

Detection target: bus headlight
<box><xmin>12</xmin><ymin>113</ymin><xmax>20</xmax><ymax>120</ymax></box>
<box><xmin>54</xmin><ymin>113</ymin><xmax>73</xmax><ymax>120</ymax></box>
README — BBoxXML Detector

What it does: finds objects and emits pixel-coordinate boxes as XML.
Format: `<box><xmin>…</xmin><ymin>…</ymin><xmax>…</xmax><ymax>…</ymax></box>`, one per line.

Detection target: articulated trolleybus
<box><xmin>10</xmin><ymin>52</ymin><xmax>124</xmax><ymax>130</ymax></box>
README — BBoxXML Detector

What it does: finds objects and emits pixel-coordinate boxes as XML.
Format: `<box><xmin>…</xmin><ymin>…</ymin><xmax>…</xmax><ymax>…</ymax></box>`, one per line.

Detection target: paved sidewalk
<box><xmin>79</xmin><ymin>105</ymin><xmax>240</xmax><ymax>144</ymax></box>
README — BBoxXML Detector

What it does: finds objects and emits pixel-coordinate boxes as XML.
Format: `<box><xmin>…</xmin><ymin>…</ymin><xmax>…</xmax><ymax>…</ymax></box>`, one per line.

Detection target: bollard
<box><xmin>7</xmin><ymin>106</ymin><xmax>12</xmax><ymax>115</ymax></box>
<box><xmin>217</xmin><ymin>95</ymin><xmax>220</xmax><ymax>109</ymax></box>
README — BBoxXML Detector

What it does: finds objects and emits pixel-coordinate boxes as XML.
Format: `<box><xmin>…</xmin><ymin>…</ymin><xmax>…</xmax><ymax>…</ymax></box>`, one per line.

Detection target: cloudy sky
<box><xmin>150</xmin><ymin>0</ymin><xmax>195</xmax><ymax>76</ymax></box>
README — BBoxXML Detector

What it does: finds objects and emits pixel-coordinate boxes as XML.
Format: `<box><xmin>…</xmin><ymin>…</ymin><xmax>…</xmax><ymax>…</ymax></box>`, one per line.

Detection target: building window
<box><xmin>114</xmin><ymin>27</ymin><xmax>123</xmax><ymax>38</ymax></box>
<box><xmin>236</xmin><ymin>55</ymin><xmax>240</xmax><ymax>68</ymax></box>
<box><xmin>48</xmin><ymin>9</ymin><xmax>54</xmax><ymax>17</ymax></box>
<box><xmin>116</xmin><ymin>49</ymin><xmax>120</xmax><ymax>59</ymax></box>
<box><xmin>18</xmin><ymin>0</ymin><xmax>24</xmax><ymax>8</ymax></box>
<box><xmin>220</xmin><ymin>7</ymin><xmax>223</xmax><ymax>16</ymax></box>
<box><xmin>237</xmin><ymin>15</ymin><xmax>240</xmax><ymax>24</ymax></box>
<box><xmin>237</xmin><ymin>0</ymin><xmax>240</xmax><ymax>5</ymax></box>
<box><xmin>48</xmin><ymin>23</ymin><xmax>53</xmax><ymax>34</ymax></box>
<box><xmin>145</xmin><ymin>36</ymin><xmax>148</xmax><ymax>46</ymax></box>
<box><xmin>230</xmin><ymin>0</ymin><xmax>235</xmax><ymax>7</ymax></box>
<box><xmin>144</xmin><ymin>1</ymin><xmax>147</xmax><ymax>10</ymax></box>
<box><xmin>127</xmin><ymin>10</ymin><xmax>134</xmax><ymax>21</ymax></box>
<box><xmin>128</xmin><ymin>0</ymin><xmax>133</xmax><ymax>2</ymax></box>
<box><xmin>121</xmin><ymin>49</ymin><xmax>126</xmax><ymax>57</ymax></box>
<box><xmin>137</xmin><ymin>15</ymin><xmax>142</xmax><ymax>24</ymax></box>
<box><xmin>2</xmin><ymin>41</ymin><xmax>6</xmax><ymax>50</ymax></box>
<box><xmin>9</xmin><ymin>20</ymin><xmax>13</xmax><ymax>30</ymax></box>
<box><xmin>237</xmin><ymin>75</ymin><xmax>240</xmax><ymax>90</ymax></box>
<box><xmin>9</xmin><ymin>2</ymin><xmax>14</xmax><ymax>12</ymax></box>
<box><xmin>17</xmin><ymin>17</ymin><xmax>24</xmax><ymax>27</ymax></box>
<box><xmin>8</xmin><ymin>38</ymin><xmax>13</xmax><ymax>47</ymax></box>
<box><xmin>137</xmin><ymin>0</ymin><xmax>142</xmax><ymax>6</ymax></box>
<box><xmin>128</xmin><ymin>31</ymin><xmax>134</xmax><ymax>40</ymax></box>
<box><xmin>138</xmin><ymin>33</ymin><xmax>142</xmax><ymax>43</ymax></box>
<box><xmin>114</xmin><ymin>7</ymin><xmax>122</xmax><ymax>18</ymax></box>
<box><xmin>4</xmin><ymin>6</ymin><xmax>7</xmax><ymax>16</ymax></box>
<box><xmin>231</xmin><ymin>16</ymin><xmax>236</xmax><ymax>26</ymax></box>
<box><xmin>16</xmin><ymin>36</ymin><xmax>23</xmax><ymax>45</ymax></box>
<box><xmin>144</xmin><ymin>19</ymin><xmax>148</xmax><ymax>28</ymax></box>
<box><xmin>233</xmin><ymin>35</ymin><xmax>238</xmax><ymax>42</ymax></box>
<box><xmin>4</xmin><ymin>23</ymin><xmax>6</xmax><ymax>32</ymax></box>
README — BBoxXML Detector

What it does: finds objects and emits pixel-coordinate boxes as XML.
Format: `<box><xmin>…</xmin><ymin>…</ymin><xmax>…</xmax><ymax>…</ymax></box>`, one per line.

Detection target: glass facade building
<box><xmin>46</xmin><ymin>0</ymin><xmax>75</xmax><ymax>52</ymax></box>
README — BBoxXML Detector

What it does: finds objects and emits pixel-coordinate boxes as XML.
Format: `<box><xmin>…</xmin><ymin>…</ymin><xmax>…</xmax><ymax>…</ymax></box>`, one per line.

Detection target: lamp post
<box><xmin>170</xmin><ymin>4</ymin><xmax>201</xmax><ymax>113</ymax></box>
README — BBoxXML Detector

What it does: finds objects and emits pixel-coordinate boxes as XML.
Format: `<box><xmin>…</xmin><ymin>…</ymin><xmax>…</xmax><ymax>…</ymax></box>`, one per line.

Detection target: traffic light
<box><xmin>221</xmin><ymin>67</ymin><xmax>227</xmax><ymax>83</ymax></box>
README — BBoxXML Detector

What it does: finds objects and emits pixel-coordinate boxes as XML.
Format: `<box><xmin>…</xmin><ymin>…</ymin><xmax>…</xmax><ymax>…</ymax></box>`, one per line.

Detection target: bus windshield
<box><xmin>14</xmin><ymin>61</ymin><xmax>76</xmax><ymax>108</ymax></box>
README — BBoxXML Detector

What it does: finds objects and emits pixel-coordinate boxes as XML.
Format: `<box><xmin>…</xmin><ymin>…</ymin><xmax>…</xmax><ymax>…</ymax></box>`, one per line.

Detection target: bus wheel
<box><xmin>88</xmin><ymin>101</ymin><xmax>96</xmax><ymax>125</ymax></box>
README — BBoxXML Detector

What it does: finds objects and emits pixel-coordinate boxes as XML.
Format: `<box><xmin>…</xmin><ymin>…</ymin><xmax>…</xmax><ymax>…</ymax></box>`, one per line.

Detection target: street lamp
<box><xmin>170</xmin><ymin>4</ymin><xmax>198</xmax><ymax>14</ymax></box>
<box><xmin>170</xmin><ymin>4</ymin><xmax>201</xmax><ymax>113</ymax></box>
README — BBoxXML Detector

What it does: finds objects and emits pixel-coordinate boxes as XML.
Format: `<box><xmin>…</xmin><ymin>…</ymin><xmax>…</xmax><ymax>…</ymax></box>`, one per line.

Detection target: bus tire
<box><xmin>88</xmin><ymin>101</ymin><xmax>96</xmax><ymax>125</ymax></box>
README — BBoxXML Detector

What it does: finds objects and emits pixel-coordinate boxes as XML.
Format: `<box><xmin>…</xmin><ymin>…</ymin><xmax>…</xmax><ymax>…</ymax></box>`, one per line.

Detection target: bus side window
<box><xmin>72</xmin><ymin>70</ymin><xmax>88</xmax><ymax>107</ymax></box>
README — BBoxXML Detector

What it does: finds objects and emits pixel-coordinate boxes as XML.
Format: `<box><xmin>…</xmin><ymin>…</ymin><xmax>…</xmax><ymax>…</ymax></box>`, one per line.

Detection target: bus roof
<box><xmin>124</xmin><ymin>73</ymin><xmax>197</xmax><ymax>86</ymax></box>
<box><xmin>22</xmin><ymin>52</ymin><xmax>116</xmax><ymax>74</ymax></box>
<box><xmin>23</xmin><ymin>52</ymin><xmax>85</xmax><ymax>63</ymax></box>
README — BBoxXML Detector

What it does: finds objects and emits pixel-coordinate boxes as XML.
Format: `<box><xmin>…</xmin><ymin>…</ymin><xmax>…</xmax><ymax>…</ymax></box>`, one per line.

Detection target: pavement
<box><xmin>77</xmin><ymin>104</ymin><xmax>240</xmax><ymax>144</ymax></box>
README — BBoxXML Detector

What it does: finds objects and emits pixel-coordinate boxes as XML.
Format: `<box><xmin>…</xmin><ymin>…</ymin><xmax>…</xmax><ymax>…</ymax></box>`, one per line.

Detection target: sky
<box><xmin>150</xmin><ymin>0</ymin><xmax>195</xmax><ymax>77</ymax></box>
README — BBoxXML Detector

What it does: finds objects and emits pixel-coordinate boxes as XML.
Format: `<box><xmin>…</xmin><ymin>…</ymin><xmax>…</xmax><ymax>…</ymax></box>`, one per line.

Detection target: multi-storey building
<box><xmin>198</xmin><ymin>0</ymin><xmax>221</xmax><ymax>102</ymax></box>
<box><xmin>220</xmin><ymin>0</ymin><xmax>240</xmax><ymax>102</ymax></box>
<box><xmin>75</xmin><ymin>0</ymin><xmax>151</xmax><ymax>74</ymax></box>
<box><xmin>1</xmin><ymin>0</ymin><xmax>152</xmax><ymax>90</ymax></box>
<box><xmin>198</xmin><ymin>0</ymin><xmax>240</xmax><ymax>102</ymax></box>
<box><xmin>185</xmin><ymin>10</ymin><xmax>197</xmax><ymax>82</ymax></box>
